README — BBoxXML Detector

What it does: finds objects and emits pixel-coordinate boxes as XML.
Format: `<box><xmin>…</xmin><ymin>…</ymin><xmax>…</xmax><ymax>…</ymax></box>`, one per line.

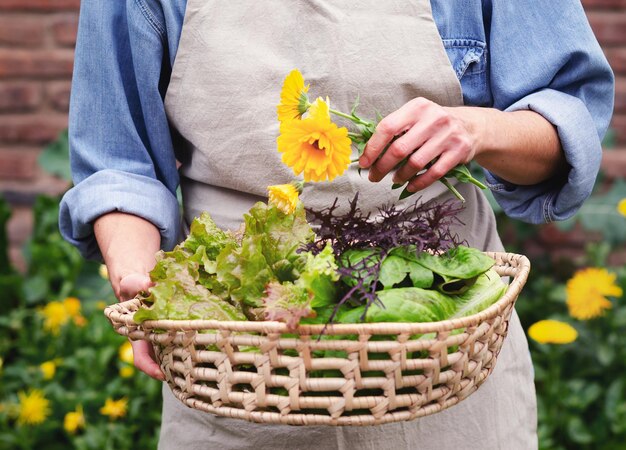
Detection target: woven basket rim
<box><xmin>105</xmin><ymin>251</ymin><xmax>530</xmax><ymax>336</ymax></box>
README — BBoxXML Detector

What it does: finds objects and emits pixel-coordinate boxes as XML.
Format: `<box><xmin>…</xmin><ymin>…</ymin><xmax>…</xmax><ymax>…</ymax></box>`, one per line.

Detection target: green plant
<box><xmin>0</xmin><ymin>196</ymin><xmax>162</xmax><ymax>449</ymax></box>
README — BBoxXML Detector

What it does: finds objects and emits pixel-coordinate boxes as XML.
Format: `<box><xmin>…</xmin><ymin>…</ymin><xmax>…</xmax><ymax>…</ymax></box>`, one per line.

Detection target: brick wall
<box><xmin>0</xmin><ymin>0</ymin><xmax>79</xmax><ymax>268</ymax></box>
<box><xmin>585</xmin><ymin>0</ymin><xmax>626</xmax><ymax>177</ymax></box>
<box><xmin>1</xmin><ymin>0</ymin><xmax>625</xmax><ymax>269</ymax></box>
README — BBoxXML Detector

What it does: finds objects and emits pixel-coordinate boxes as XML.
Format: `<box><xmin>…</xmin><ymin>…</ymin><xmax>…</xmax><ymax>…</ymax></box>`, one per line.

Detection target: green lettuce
<box><xmin>298</xmin><ymin>243</ymin><xmax>339</xmax><ymax>308</ymax></box>
<box><xmin>215</xmin><ymin>237</ymin><xmax>273</xmax><ymax>308</ymax></box>
<box><xmin>135</xmin><ymin>249</ymin><xmax>245</xmax><ymax>323</ymax></box>
<box><xmin>414</xmin><ymin>245</ymin><xmax>494</xmax><ymax>279</ymax></box>
<box><xmin>362</xmin><ymin>288</ymin><xmax>458</xmax><ymax>323</ymax></box>
<box><xmin>380</xmin><ymin>247</ymin><xmax>434</xmax><ymax>289</ymax></box>
<box><xmin>451</xmin><ymin>268</ymin><xmax>507</xmax><ymax>318</ymax></box>
<box><xmin>182</xmin><ymin>212</ymin><xmax>236</xmax><ymax>259</ymax></box>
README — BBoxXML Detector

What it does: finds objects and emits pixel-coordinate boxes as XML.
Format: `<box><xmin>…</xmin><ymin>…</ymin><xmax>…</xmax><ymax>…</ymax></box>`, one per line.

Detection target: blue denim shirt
<box><xmin>59</xmin><ymin>0</ymin><xmax>614</xmax><ymax>260</ymax></box>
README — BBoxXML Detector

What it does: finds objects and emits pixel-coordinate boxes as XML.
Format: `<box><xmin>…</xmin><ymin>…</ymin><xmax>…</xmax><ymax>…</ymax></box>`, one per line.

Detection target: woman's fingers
<box><xmin>120</xmin><ymin>275</ymin><xmax>163</xmax><ymax>380</ymax></box>
<box><xmin>406</xmin><ymin>151</ymin><xmax>459</xmax><ymax>193</ymax></box>
<box><xmin>359</xmin><ymin>98</ymin><xmax>430</xmax><ymax>170</ymax></box>
<box><xmin>368</xmin><ymin>120</ymin><xmax>433</xmax><ymax>182</ymax></box>
<box><xmin>118</xmin><ymin>273</ymin><xmax>153</xmax><ymax>301</ymax></box>
<box><xmin>131</xmin><ymin>339</ymin><xmax>165</xmax><ymax>381</ymax></box>
<box><xmin>362</xmin><ymin>99</ymin><xmax>478</xmax><ymax>191</ymax></box>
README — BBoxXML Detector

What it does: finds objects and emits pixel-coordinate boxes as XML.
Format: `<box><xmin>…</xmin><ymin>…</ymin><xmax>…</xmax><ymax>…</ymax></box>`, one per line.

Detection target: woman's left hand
<box><xmin>358</xmin><ymin>98</ymin><xmax>483</xmax><ymax>193</ymax></box>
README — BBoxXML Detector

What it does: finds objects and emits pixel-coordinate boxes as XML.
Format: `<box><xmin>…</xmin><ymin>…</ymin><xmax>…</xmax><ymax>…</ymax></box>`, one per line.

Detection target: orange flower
<box><xmin>528</xmin><ymin>320</ymin><xmax>578</xmax><ymax>344</ymax></box>
<box><xmin>277</xmin><ymin>97</ymin><xmax>351</xmax><ymax>182</ymax></box>
<box><xmin>566</xmin><ymin>268</ymin><xmax>622</xmax><ymax>320</ymax></box>
<box><xmin>277</xmin><ymin>69</ymin><xmax>310</xmax><ymax>122</ymax></box>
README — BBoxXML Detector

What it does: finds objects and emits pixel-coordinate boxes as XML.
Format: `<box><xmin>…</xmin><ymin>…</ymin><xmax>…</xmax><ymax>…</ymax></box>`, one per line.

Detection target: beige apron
<box><xmin>162</xmin><ymin>1</ymin><xmax>537</xmax><ymax>449</ymax></box>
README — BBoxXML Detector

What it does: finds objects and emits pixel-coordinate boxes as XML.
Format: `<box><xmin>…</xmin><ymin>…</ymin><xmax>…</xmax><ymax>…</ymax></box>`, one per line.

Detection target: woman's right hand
<box><xmin>95</xmin><ymin>212</ymin><xmax>165</xmax><ymax>381</ymax></box>
<box><xmin>118</xmin><ymin>273</ymin><xmax>165</xmax><ymax>381</ymax></box>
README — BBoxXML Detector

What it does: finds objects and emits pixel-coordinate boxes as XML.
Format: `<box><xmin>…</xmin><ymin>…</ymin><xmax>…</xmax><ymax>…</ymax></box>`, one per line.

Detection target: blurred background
<box><xmin>0</xmin><ymin>1</ymin><xmax>625</xmax><ymax>449</ymax></box>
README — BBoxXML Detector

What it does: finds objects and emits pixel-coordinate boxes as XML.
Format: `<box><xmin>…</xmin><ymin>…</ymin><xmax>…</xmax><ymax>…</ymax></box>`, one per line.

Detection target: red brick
<box><xmin>51</xmin><ymin>14</ymin><xmax>79</xmax><ymax>47</ymax></box>
<box><xmin>611</xmin><ymin>114</ymin><xmax>626</xmax><ymax>144</ymax></box>
<box><xmin>7</xmin><ymin>205</ymin><xmax>34</xmax><ymax>245</ymax></box>
<box><xmin>616</xmin><ymin>77</ymin><xmax>626</xmax><ymax>112</ymax></box>
<box><xmin>588</xmin><ymin>12</ymin><xmax>626</xmax><ymax>46</ymax></box>
<box><xmin>0</xmin><ymin>49</ymin><xmax>74</xmax><ymax>79</ymax></box>
<box><xmin>0</xmin><ymin>147</ymin><xmax>40</xmax><ymax>180</ymax></box>
<box><xmin>45</xmin><ymin>81</ymin><xmax>71</xmax><ymax>112</ymax></box>
<box><xmin>0</xmin><ymin>0</ymin><xmax>80</xmax><ymax>12</ymax></box>
<box><xmin>0</xmin><ymin>114</ymin><xmax>67</xmax><ymax>144</ymax></box>
<box><xmin>0</xmin><ymin>16</ymin><xmax>45</xmax><ymax>47</ymax></box>
<box><xmin>608</xmin><ymin>248</ymin><xmax>626</xmax><ymax>266</ymax></box>
<box><xmin>582</xmin><ymin>0</ymin><xmax>626</xmax><ymax>8</ymax></box>
<box><xmin>0</xmin><ymin>173</ymin><xmax>69</xmax><ymax>197</ymax></box>
<box><xmin>538</xmin><ymin>222</ymin><xmax>598</xmax><ymax>247</ymax></box>
<box><xmin>601</xmin><ymin>147</ymin><xmax>626</xmax><ymax>178</ymax></box>
<box><xmin>0</xmin><ymin>82</ymin><xmax>41</xmax><ymax>112</ymax></box>
<box><xmin>9</xmin><ymin>246</ymin><xmax>26</xmax><ymax>273</ymax></box>
<box><xmin>605</xmin><ymin>48</ymin><xmax>626</xmax><ymax>74</ymax></box>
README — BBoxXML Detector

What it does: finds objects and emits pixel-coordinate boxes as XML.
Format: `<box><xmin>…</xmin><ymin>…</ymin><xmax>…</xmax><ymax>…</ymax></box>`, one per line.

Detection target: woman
<box><xmin>60</xmin><ymin>1</ymin><xmax>614</xmax><ymax>448</ymax></box>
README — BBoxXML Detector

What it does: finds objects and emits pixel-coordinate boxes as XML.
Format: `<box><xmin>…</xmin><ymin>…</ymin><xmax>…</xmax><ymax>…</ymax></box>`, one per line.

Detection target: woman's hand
<box><xmin>358</xmin><ymin>98</ymin><xmax>482</xmax><ymax>193</ymax></box>
<box><xmin>118</xmin><ymin>273</ymin><xmax>165</xmax><ymax>381</ymax></box>
<box><xmin>95</xmin><ymin>212</ymin><xmax>165</xmax><ymax>381</ymax></box>
<box><xmin>358</xmin><ymin>97</ymin><xmax>566</xmax><ymax>190</ymax></box>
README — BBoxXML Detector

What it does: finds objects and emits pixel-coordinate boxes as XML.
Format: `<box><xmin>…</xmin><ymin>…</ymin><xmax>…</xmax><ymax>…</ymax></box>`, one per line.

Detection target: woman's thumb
<box><xmin>119</xmin><ymin>273</ymin><xmax>153</xmax><ymax>301</ymax></box>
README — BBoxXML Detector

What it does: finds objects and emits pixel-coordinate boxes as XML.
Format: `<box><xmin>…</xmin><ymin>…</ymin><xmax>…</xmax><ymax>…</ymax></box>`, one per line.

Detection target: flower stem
<box><xmin>439</xmin><ymin>178</ymin><xmax>466</xmax><ymax>203</ymax></box>
<box><xmin>329</xmin><ymin>108</ymin><xmax>373</xmax><ymax>127</ymax></box>
<box><xmin>467</xmin><ymin>176</ymin><xmax>487</xmax><ymax>190</ymax></box>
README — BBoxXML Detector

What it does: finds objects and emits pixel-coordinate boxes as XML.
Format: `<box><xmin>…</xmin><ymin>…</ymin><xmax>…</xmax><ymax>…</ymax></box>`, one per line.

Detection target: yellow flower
<box><xmin>528</xmin><ymin>320</ymin><xmax>578</xmax><ymax>344</ymax></box>
<box><xmin>100</xmin><ymin>397</ymin><xmax>128</xmax><ymax>420</ymax></box>
<box><xmin>268</xmin><ymin>183</ymin><xmax>301</xmax><ymax>215</ymax></box>
<box><xmin>17</xmin><ymin>389</ymin><xmax>51</xmax><ymax>426</ymax></box>
<box><xmin>277</xmin><ymin>69</ymin><xmax>310</xmax><ymax>122</ymax></box>
<box><xmin>40</xmin><ymin>361</ymin><xmax>56</xmax><ymax>380</ymax></box>
<box><xmin>99</xmin><ymin>264</ymin><xmax>109</xmax><ymax>280</ymax></box>
<box><xmin>96</xmin><ymin>300</ymin><xmax>108</xmax><ymax>310</ymax></box>
<box><xmin>41</xmin><ymin>301</ymin><xmax>71</xmax><ymax>335</ymax></box>
<box><xmin>63</xmin><ymin>297</ymin><xmax>82</xmax><ymax>318</ymax></box>
<box><xmin>278</xmin><ymin>97</ymin><xmax>352</xmax><ymax>182</ymax></box>
<box><xmin>566</xmin><ymin>267</ymin><xmax>622</xmax><ymax>320</ymax></box>
<box><xmin>119</xmin><ymin>366</ymin><xmax>135</xmax><ymax>378</ymax></box>
<box><xmin>118</xmin><ymin>341</ymin><xmax>134</xmax><ymax>365</ymax></box>
<box><xmin>40</xmin><ymin>298</ymin><xmax>85</xmax><ymax>334</ymax></box>
<box><xmin>63</xmin><ymin>405</ymin><xmax>85</xmax><ymax>434</ymax></box>
<box><xmin>618</xmin><ymin>198</ymin><xmax>626</xmax><ymax>217</ymax></box>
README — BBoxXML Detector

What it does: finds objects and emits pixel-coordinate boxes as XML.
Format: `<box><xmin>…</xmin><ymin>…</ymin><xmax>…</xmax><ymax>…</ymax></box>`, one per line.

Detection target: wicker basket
<box><xmin>105</xmin><ymin>251</ymin><xmax>529</xmax><ymax>426</ymax></box>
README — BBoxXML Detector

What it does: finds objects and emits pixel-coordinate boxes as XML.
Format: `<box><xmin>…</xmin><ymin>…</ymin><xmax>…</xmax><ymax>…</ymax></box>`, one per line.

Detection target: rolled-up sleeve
<box><xmin>484</xmin><ymin>0</ymin><xmax>614</xmax><ymax>223</ymax></box>
<box><xmin>59</xmin><ymin>0</ymin><xmax>180</xmax><ymax>260</ymax></box>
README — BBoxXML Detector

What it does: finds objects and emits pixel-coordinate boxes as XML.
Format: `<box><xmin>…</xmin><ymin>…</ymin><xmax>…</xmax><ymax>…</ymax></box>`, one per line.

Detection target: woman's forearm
<box><xmin>94</xmin><ymin>212</ymin><xmax>161</xmax><ymax>299</ymax></box>
<box><xmin>450</xmin><ymin>106</ymin><xmax>567</xmax><ymax>185</ymax></box>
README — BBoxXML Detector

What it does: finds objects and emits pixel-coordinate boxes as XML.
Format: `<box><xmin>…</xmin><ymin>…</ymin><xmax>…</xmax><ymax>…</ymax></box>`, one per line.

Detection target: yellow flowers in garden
<box><xmin>528</xmin><ymin>320</ymin><xmax>578</xmax><ymax>344</ymax></box>
<box><xmin>100</xmin><ymin>397</ymin><xmax>128</xmax><ymax>420</ymax></box>
<box><xmin>63</xmin><ymin>405</ymin><xmax>85</xmax><ymax>434</ymax></box>
<box><xmin>16</xmin><ymin>390</ymin><xmax>51</xmax><ymax>426</ymax></box>
<box><xmin>118</xmin><ymin>341</ymin><xmax>135</xmax><ymax>378</ymax></box>
<box><xmin>566</xmin><ymin>267</ymin><xmax>623</xmax><ymax>320</ymax></box>
<box><xmin>40</xmin><ymin>297</ymin><xmax>87</xmax><ymax>335</ymax></box>
<box><xmin>40</xmin><ymin>360</ymin><xmax>57</xmax><ymax>380</ymax></box>
<box><xmin>118</xmin><ymin>341</ymin><xmax>134</xmax><ymax>365</ymax></box>
<box><xmin>528</xmin><ymin>267</ymin><xmax>623</xmax><ymax>347</ymax></box>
